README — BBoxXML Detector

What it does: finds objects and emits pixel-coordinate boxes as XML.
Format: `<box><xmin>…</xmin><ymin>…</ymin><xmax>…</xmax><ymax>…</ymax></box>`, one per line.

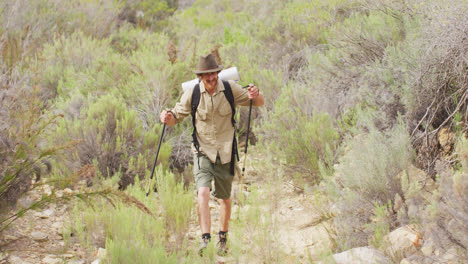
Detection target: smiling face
<box><xmin>199</xmin><ymin>71</ymin><xmax>219</xmax><ymax>93</ymax></box>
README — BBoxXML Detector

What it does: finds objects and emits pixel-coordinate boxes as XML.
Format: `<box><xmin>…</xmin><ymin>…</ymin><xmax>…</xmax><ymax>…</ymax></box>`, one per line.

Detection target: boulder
<box><xmin>330</xmin><ymin>247</ymin><xmax>392</xmax><ymax>264</ymax></box>
<box><xmin>420</xmin><ymin>239</ymin><xmax>434</xmax><ymax>256</ymax></box>
<box><xmin>30</xmin><ymin>231</ymin><xmax>48</xmax><ymax>242</ymax></box>
<box><xmin>384</xmin><ymin>225</ymin><xmax>422</xmax><ymax>260</ymax></box>
<box><xmin>399</xmin><ymin>165</ymin><xmax>436</xmax><ymax>202</ymax></box>
<box><xmin>42</xmin><ymin>256</ymin><xmax>60</xmax><ymax>264</ymax></box>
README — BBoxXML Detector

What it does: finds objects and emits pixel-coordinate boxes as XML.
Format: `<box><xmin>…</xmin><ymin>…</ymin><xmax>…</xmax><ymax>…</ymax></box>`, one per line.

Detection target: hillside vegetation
<box><xmin>0</xmin><ymin>0</ymin><xmax>467</xmax><ymax>263</ymax></box>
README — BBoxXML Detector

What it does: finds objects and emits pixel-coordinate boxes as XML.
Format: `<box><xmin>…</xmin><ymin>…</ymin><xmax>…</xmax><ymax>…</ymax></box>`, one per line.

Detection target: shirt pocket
<box><xmin>218</xmin><ymin>102</ymin><xmax>232</xmax><ymax>117</ymax></box>
<box><xmin>195</xmin><ymin>109</ymin><xmax>209</xmax><ymax>135</ymax></box>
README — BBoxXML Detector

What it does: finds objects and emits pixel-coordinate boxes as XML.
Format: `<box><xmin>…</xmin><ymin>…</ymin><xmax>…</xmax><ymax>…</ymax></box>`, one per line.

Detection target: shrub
<box><xmin>260</xmin><ymin>85</ymin><xmax>339</xmax><ymax>182</ymax></box>
<box><xmin>52</xmin><ymin>94</ymin><xmax>171</xmax><ymax>189</ymax></box>
<box><xmin>329</xmin><ymin>118</ymin><xmax>414</xmax><ymax>250</ymax></box>
<box><xmin>414</xmin><ymin>137</ymin><xmax>468</xmax><ymax>259</ymax></box>
<box><xmin>0</xmin><ymin>68</ymin><xmax>57</xmax><ymax>211</ymax></box>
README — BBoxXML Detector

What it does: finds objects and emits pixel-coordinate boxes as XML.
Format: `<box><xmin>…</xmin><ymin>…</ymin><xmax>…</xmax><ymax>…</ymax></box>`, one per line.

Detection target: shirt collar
<box><xmin>199</xmin><ymin>79</ymin><xmax>225</xmax><ymax>94</ymax></box>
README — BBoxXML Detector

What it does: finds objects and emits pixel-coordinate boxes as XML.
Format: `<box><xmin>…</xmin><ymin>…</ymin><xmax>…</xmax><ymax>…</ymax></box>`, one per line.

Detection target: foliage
<box><xmin>70</xmin><ymin>171</ymin><xmax>194</xmax><ymax>263</ymax></box>
<box><xmin>52</xmin><ymin>94</ymin><xmax>171</xmax><ymax>189</ymax></box>
<box><xmin>261</xmin><ymin>86</ymin><xmax>339</xmax><ymax>182</ymax></box>
<box><xmin>1</xmin><ymin>0</ymin><xmax>467</xmax><ymax>261</ymax></box>
<box><xmin>414</xmin><ymin>137</ymin><xmax>468</xmax><ymax>255</ymax></box>
<box><xmin>328</xmin><ymin>117</ymin><xmax>414</xmax><ymax>250</ymax></box>
<box><xmin>0</xmin><ymin>65</ymin><xmax>61</xmax><ymax>211</ymax></box>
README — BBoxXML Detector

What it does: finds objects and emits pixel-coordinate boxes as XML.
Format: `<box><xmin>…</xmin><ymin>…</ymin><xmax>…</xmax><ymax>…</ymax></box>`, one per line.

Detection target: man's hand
<box><xmin>247</xmin><ymin>84</ymin><xmax>264</xmax><ymax>106</ymax></box>
<box><xmin>247</xmin><ymin>84</ymin><xmax>259</xmax><ymax>99</ymax></box>
<box><xmin>160</xmin><ymin>110</ymin><xmax>176</xmax><ymax>126</ymax></box>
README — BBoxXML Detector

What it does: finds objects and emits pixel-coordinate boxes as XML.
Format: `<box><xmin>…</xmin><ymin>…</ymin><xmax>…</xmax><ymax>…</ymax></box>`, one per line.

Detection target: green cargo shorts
<box><xmin>193</xmin><ymin>154</ymin><xmax>234</xmax><ymax>200</ymax></box>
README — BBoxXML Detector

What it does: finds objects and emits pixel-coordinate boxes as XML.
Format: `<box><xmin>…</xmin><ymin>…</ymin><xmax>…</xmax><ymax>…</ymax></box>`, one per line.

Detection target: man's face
<box><xmin>200</xmin><ymin>71</ymin><xmax>219</xmax><ymax>91</ymax></box>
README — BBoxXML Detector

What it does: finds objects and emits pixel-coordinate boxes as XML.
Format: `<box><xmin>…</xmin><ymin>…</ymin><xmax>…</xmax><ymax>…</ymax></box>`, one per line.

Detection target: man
<box><xmin>160</xmin><ymin>53</ymin><xmax>264</xmax><ymax>255</ymax></box>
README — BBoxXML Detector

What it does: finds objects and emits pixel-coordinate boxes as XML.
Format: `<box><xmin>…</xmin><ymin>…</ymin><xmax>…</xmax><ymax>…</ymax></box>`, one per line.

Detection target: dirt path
<box><xmin>1</xmin><ymin>153</ymin><xmax>331</xmax><ymax>263</ymax></box>
<box><xmin>0</xmin><ymin>185</ymin><xmax>91</xmax><ymax>264</ymax></box>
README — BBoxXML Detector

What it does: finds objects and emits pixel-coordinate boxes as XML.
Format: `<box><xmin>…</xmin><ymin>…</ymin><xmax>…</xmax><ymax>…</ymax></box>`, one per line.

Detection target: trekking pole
<box><xmin>146</xmin><ymin>122</ymin><xmax>167</xmax><ymax>196</ymax></box>
<box><xmin>239</xmin><ymin>99</ymin><xmax>253</xmax><ymax>204</ymax></box>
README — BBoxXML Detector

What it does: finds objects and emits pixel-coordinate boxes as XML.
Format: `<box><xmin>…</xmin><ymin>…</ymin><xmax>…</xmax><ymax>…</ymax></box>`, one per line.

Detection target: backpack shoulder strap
<box><xmin>222</xmin><ymin>80</ymin><xmax>239</xmax><ymax>175</ymax></box>
<box><xmin>222</xmin><ymin>80</ymin><xmax>236</xmax><ymax>127</ymax></box>
<box><xmin>191</xmin><ymin>84</ymin><xmax>201</xmax><ymax>153</ymax></box>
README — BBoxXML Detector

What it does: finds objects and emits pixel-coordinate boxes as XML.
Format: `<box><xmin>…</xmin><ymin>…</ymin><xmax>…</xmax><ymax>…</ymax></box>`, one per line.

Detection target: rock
<box><xmin>91</xmin><ymin>259</ymin><xmax>101</xmax><ymax>264</ymax></box>
<box><xmin>55</xmin><ymin>190</ymin><xmax>64</xmax><ymax>198</ymax></box>
<box><xmin>60</xmin><ymin>254</ymin><xmax>74</xmax><ymax>259</ymax></box>
<box><xmin>209</xmin><ymin>200</ymin><xmax>217</xmax><ymax>209</ymax></box>
<box><xmin>420</xmin><ymin>239</ymin><xmax>434</xmax><ymax>256</ymax></box>
<box><xmin>0</xmin><ymin>252</ymin><xmax>7</xmax><ymax>261</ymax></box>
<box><xmin>330</xmin><ymin>247</ymin><xmax>392</xmax><ymax>264</ymax></box>
<box><xmin>393</xmin><ymin>193</ymin><xmax>404</xmax><ymax>212</ymax></box>
<box><xmin>8</xmin><ymin>255</ymin><xmax>33</xmax><ymax>264</ymax></box>
<box><xmin>400</xmin><ymin>165</ymin><xmax>436</xmax><ymax>194</ymax></box>
<box><xmin>31</xmin><ymin>231</ymin><xmax>48</xmax><ymax>242</ymax></box>
<box><xmin>42</xmin><ymin>256</ymin><xmax>60</xmax><ymax>264</ymax></box>
<box><xmin>52</xmin><ymin>221</ymin><xmax>64</xmax><ymax>231</ymax></box>
<box><xmin>400</xmin><ymin>255</ymin><xmax>433</xmax><ymax>264</ymax></box>
<box><xmin>96</xmin><ymin>248</ymin><xmax>106</xmax><ymax>259</ymax></box>
<box><xmin>384</xmin><ymin>225</ymin><xmax>422</xmax><ymax>259</ymax></box>
<box><xmin>64</xmin><ymin>188</ymin><xmax>74</xmax><ymax>195</ymax></box>
<box><xmin>438</xmin><ymin>128</ymin><xmax>454</xmax><ymax>154</ymax></box>
<box><xmin>43</xmin><ymin>184</ymin><xmax>53</xmax><ymax>196</ymax></box>
<box><xmin>17</xmin><ymin>197</ymin><xmax>34</xmax><ymax>209</ymax></box>
<box><xmin>442</xmin><ymin>247</ymin><xmax>458</xmax><ymax>262</ymax></box>
<box><xmin>68</xmin><ymin>261</ymin><xmax>85</xmax><ymax>264</ymax></box>
<box><xmin>4</xmin><ymin>234</ymin><xmax>19</xmax><ymax>241</ymax></box>
<box><xmin>8</xmin><ymin>256</ymin><xmax>23</xmax><ymax>264</ymax></box>
<box><xmin>37</xmin><ymin>208</ymin><xmax>55</xmax><ymax>219</ymax></box>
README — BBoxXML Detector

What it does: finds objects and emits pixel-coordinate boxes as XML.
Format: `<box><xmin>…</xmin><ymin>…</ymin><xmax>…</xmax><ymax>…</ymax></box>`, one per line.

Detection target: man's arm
<box><xmin>160</xmin><ymin>110</ymin><xmax>177</xmax><ymax>126</ymax></box>
<box><xmin>159</xmin><ymin>86</ymin><xmax>193</xmax><ymax>126</ymax></box>
<box><xmin>248</xmin><ymin>85</ymin><xmax>264</xmax><ymax>106</ymax></box>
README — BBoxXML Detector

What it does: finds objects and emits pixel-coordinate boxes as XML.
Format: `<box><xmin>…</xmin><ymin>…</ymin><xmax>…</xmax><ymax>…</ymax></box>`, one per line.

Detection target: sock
<box><xmin>202</xmin><ymin>233</ymin><xmax>211</xmax><ymax>241</ymax></box>
<box><xmin>219</xmin><ymin>231</ymin><xmax>228</xmax><ymax>240</ymax></box>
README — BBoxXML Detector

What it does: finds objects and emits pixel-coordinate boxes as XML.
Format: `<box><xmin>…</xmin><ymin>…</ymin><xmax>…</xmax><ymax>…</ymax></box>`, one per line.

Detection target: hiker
<box><xmin>160</xmin><ymin>54</ymin><xmax>264</xmax><ymax>255</ymax></box>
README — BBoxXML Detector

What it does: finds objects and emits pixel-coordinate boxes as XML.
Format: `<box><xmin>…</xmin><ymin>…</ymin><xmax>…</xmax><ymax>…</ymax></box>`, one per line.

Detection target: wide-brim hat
<box><xmin>193</xmin><ymin>54</ymin><xmax>223</xmax><ymax>74</ymax></box>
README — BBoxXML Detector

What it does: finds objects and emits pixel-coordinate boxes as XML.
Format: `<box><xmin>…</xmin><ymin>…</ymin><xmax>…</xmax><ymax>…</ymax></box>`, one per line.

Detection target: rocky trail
<box><xmin>0</xmin><ymin>152</ymin><xmax>330</xmax><ymax>264</ymax></box>
<box><xmin>0</xmin><ymin>149</ymin><xmax>457</xmax><ymax>264</ymax></box>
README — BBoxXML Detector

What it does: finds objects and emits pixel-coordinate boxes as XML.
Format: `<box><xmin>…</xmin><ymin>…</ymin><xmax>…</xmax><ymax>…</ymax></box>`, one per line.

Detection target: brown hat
<box><xmin>193</xmin><ymin>54</ymin><xmax>223</xmax><ymax>74</ymax></box>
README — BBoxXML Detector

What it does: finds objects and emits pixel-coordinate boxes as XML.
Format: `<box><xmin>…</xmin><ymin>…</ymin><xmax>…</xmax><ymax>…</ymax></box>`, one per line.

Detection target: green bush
<box><xmin>260</xmin><ymin>86</ymin><xmax>339</xmax><ymax>182</ymax></box>
<box><xmin>52</xmin><ymin>94</ymin><xmax>171</xmax><ymax>189</ymax></box>
<box><xmin>329</xmin><ymin>118</ymin><xmax>414</xmax><ymax>250</ymax></box>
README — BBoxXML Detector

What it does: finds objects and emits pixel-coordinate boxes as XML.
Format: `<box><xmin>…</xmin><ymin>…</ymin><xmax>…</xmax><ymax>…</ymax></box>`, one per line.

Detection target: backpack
<box><xmin>191</xmin><ymin>80</ymin><xmax>239</xmax><ymax>175</ymax></box>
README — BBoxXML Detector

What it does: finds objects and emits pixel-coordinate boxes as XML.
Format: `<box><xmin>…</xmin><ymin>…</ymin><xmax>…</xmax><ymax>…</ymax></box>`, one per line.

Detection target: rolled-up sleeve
<box><xmin>229</xmin><ymin>80</ymin><xmax>250</xmax><ymax>107</ymax></box>
<box><xmin>171</xmin><ymin>86</ymin><xmax>193</xmax><ymax>123</ymax></box>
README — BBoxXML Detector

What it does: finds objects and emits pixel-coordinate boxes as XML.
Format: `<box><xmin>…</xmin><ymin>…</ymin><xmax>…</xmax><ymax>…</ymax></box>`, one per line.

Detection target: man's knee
<box><xmin>198</xmin><ymin>187</ymin><xmax>210</xmax><ymax>200</ymax></box>
<box><xmin>219</xmin><ymin>198</ymin><xmax>231</xmax><ymax>206</ymax></box>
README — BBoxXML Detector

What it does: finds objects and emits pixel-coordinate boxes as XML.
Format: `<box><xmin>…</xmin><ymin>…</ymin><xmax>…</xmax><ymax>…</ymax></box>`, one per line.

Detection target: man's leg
<box><xmin>219</xmin><ymin>198</ymin><xmax>231</xmax><ymax>232</ymax></box>
<box><xmin>218</xmin><ymin>198</ymin><xmax>231</xmax><ymax>255</ymax></box>
<box><xmin>198</xmin><ymin>186</ymin><xmax>211</xmax><ymax>234</ymax></box>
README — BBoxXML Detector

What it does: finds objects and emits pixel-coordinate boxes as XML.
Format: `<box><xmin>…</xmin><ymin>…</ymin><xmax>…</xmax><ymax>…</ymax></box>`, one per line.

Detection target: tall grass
<box><xmin>70</xmin><ymin>169</ymin><xmax>193</xmax><ymax>263</ymax></box>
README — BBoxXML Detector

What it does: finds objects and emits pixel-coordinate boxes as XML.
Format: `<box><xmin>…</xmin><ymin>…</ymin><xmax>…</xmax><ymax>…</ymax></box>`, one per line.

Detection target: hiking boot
<box><xmin>198</xmin><ymin>237</ymin><xmax>210</xmax><ymax>256</ymax></box>
<box><xmin>217</xmin><ymin>233</ymin><xmax>228</xmax><ymax>256</ymax></box>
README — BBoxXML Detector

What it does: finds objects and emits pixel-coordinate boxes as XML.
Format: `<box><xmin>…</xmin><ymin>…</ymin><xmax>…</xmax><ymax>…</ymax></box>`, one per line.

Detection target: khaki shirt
<box><xmin>171</xmin><ymin>79</ymin><xmax>251</xmax><ymax>164</ymax></box>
